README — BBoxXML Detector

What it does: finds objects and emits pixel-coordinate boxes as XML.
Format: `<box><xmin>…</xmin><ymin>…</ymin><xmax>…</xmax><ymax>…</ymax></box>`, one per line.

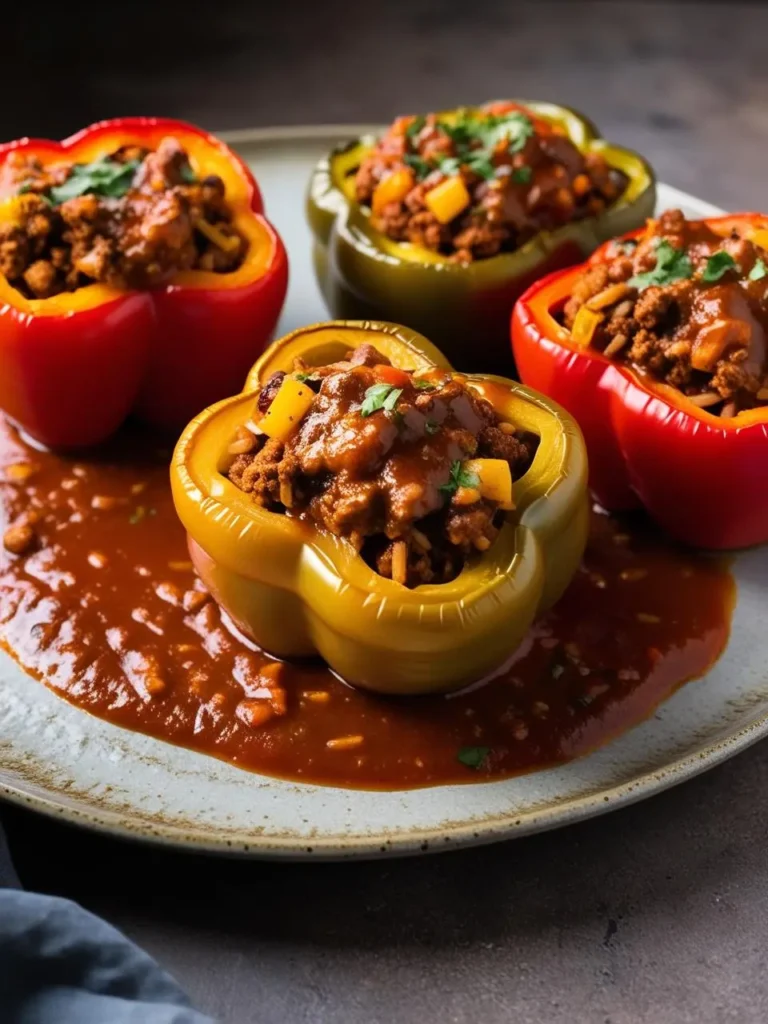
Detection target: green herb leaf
<box><xmin>457</xmin><ymin>465</ymin><xmax>480</xmax><ymax>488</ymax></box>
<box><xmin>425</xmin><ymin>419</ymin><xmax>440</xmax><ymax>435</ymax></box>
<box><xmin>628</xmin><ymin>239</ymin><xmax>693</xmax><ymax>291</ymax></box>
<box><xmin>702</xmin><ymin>250</ymin><xmax>739</xmax><ymax>283</ymax></box>
<box><xmin>294</xmin><ymin>372</ymin><xmax>319</xmax><ymax>383</ymax></box>
<box><xmin>382</xmin><ymin>387</ymin><xmax>403</xmax><ymax>413</ymax></box>
<box><xmin>180</xmin><ymin>163</ymin><xmax>197</xmax><ymax>184</ymax></box>
<box><xmin>465</xmin><ymin>152</ymin><xmax>496</xmax><ymax>181</ymax></box>
<box><xmin>749</xmin><ymin>258</ymin><xmax>768</xmax><ymax>282</ymax></box>
<box><xmin>47</xmin><ymin>157</ymin><xmax>140</xmax><ymax>205</ymax></box>
<box><xmin>405</xmin><ymin>115</ymin><xmax>426</xmax><ymax>140</ymax></box>
<box><xmin>481</xmin><ymin>112</ymin><xmax>535</xmax><ymax>154</ymax></box>
<box><xmin>438</xmin><ymin>156</ymin><xmax>461</xmax><ymax>177</ymax></box>
<box><xmin>413</xmin><ymin>378</ymin><xmax>435</xmax><ymax>391</ymax></box>
<box><xmin>511</xmin><ymin>165</ymin><xmax>533</xmax><ymax>185</ymax></box>
<box><xmin>403</xmin><ymin>153</ymin><xmax>431</xmax><ymax>179</ymax></box>
<box><xmin>457</xmin><ymin>745</ymin><xmax>490</xmax><ymax>769</ymax></box>
<box><xmin>439</xmin><ymin>460</ymin><xmax>479</xmax><ymax>499</ymax></box>
<box><xmin>361</xmin><ymin>383</ymin><xmax>401</xmax><ymax>417</ymax></box>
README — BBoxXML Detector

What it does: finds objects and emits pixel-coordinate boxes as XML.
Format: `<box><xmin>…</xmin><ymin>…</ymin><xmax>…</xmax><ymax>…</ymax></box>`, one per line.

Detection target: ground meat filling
<box><xmin>354</xmin><ymin>105</ymin><xmax>626</xmax><ymax>263</ymax></box>
<box><xmin>0</xmin><ymin>137</ymin><xmax>247</xmax><ymax>297</ymax></box>
<box><xmin>563</xmin><ymin>209</ymin><xmax>768</xmax><ymax>415</ymax></box>
<box><xmin>227</xmin><ymin>345</ymin><xmax>538</xmax><ymax>587</ymax></box>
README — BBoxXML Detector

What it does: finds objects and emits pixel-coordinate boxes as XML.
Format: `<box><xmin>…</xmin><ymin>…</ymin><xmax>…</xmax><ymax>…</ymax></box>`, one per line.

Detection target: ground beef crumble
<box><xmin>563</xmin><ymin>209</ymin><xmax>768</xmax><ymax>414</ymax></box>
<box><xmin>355</xmin><ymin>104</ymin><xmax>626</xmax><ymax>263</ymax></box>
<box><xmin>0</xmin><ymin>136</ymin><xmax>247</xmax><ymax>297</ymax></box>
<box><xmin>227</xmin><ymin>345</ymin><xmax>538</xmax><ymax>587</ymax></box>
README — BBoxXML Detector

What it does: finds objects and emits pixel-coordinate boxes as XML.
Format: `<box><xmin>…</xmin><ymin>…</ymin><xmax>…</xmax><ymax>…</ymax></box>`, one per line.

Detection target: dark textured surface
<box><xmin>4</xmin><ymin>2</ymin><xmax>768</xmax><ymax>1022</ymax></box>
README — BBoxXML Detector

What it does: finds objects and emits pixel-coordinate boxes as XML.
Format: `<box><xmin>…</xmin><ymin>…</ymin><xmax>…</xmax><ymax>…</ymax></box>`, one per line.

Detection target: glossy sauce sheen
<box><xmin>0</xmin><ymin>418</ymin><xmax>734</xmax><ymax>789</ymax></box>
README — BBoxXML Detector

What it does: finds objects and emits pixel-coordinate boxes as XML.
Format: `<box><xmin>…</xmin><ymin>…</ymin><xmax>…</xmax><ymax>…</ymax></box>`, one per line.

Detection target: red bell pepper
<box><xmin>511</xmin><ymin>213</ymin><xmax>768</xmax><ymax>550</ymax></box>
<box><xmin>0</xmin><ymin>117</ymin><xmax>288</xmax><ymax>448</ymax></box>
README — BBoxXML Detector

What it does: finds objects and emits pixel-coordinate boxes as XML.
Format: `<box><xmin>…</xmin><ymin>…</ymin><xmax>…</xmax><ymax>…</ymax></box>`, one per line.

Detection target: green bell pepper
<box><xmin>306</xmin><ymin>100</ymin><xmax>656</xmax><ymax>374</ymax></box>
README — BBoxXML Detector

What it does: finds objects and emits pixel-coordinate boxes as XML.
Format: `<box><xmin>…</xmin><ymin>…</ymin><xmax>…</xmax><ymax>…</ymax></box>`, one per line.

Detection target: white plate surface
<box><xmin>1</xmin><ymin>126</ymin><xmax>764</xmax><ymax>860</ymax></box>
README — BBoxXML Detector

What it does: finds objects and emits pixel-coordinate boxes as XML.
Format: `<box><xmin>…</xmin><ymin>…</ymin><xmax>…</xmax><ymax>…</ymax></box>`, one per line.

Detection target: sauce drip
<box><xmin>0</xmin><ymin>418</ymin><xmax>734</xmax><ymax>789</ymax></box>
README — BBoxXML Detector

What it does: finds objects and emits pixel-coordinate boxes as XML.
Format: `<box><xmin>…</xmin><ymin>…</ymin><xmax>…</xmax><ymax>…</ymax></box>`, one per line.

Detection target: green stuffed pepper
<box><xmin>306</xmin><ymin>100</ymin><xmax>655</xmax><ymax>374</ymax></box>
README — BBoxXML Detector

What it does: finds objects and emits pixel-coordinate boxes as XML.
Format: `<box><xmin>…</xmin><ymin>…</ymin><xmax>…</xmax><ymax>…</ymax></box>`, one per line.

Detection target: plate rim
<box><xmin>0</xmin><ymin>123</ymin><xmax>749</xmax><ymax>860</ymax></box>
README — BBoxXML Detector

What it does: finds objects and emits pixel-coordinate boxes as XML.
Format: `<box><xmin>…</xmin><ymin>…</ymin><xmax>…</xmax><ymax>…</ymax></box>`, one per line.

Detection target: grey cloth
<box><xmin>0</xmin><ymin>819</ymin><xmax>215</xmax><ymax>1024</ymax></box>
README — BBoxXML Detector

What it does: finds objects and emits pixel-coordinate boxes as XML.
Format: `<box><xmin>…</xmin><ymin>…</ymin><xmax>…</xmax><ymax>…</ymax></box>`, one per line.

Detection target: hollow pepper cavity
<box><xmin>511</xmin><ymin>214</ymin><xmax>768</xmax><ymax>550</ymax></box>
<box><xmin>0</xmin><ymin>117</ymin><xmax>288</xmax><ymax>448</ymax></box>
<box><xmin>171</xmin><ymin>320</ymin><xmax>588</xmax><ymax>695</ymax></box>
<box><xmin>306</xmin><ymin>101</ymin><xmax>655</xmax><ymax>375</ymax></box>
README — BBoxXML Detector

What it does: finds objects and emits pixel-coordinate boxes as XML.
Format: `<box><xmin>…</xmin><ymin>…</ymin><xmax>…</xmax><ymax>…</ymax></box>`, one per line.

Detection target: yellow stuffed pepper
<box><xmin>171</xmin><ymin>320</ymin><xmax>589</xmax><ymax>695</ymax></box>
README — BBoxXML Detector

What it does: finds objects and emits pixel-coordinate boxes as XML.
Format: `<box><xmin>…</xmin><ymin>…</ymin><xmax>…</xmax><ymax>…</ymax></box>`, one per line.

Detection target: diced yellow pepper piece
<box><xmin>454</xmin><ymin>486</ymin><xmax>482</xmax><ymax>506</ymax></box>
<box><xmin>372</xmin><ymin>168</ymin><xmax>415</xmax><ymax>215</ymax></box>
<box><xmin>749</xmin><ymin>228</ymin><xmax>768</xmax><ymax>253</ymax></box>
<box><xmin>424</xmin><ymin>176</ymin><xmax>471</xmax><ymax>224</ymax></box>
<box><xmin>464</xmin><ymin>459</ymin><xmax>515</xmax><ymax>510</ymax></box>
<box><xmin>571</xmin><ymin>307</ymin><xmax>604</xmax><ymax>348</ymax></box>
<box><xmin>0</xmin><ymin>195</ymin><xmax>32</xmax><ymax>226</ymax></box>
<box><xmin>258</xmin><ymin>377</ymin><xmax>315</xmax><ymax>441</ymax></box>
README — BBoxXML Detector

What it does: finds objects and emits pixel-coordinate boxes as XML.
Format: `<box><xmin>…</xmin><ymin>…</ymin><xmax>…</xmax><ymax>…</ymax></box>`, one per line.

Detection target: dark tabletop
<box><xmin>4</xmin><ymin>3</ymin><xmax>768</xmax><ymax>1022</ymax></box>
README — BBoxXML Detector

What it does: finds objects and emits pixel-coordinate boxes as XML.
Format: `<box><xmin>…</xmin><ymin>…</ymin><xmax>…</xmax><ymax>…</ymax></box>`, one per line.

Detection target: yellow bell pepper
<box><xmin>571</xmin><ymin>306</ymin><xmax>603</xmax><ymax>347</ymax></box>
<box><xmin>424</xmin><ymin>176</ymin><xmax>471</xmax><ymax>224</ymax></box>
<box><xmin>749</xmin><ymin>228</ymin><xmax>768</xmax><ymax>252</ymax></box>
<box><xmin>171</xmin><ymin>320</ymin><xmax>589</xmax><ymax>696</ymax></box>
<box><xmin>257</xmin><ymin>376</ymin><xmax>315</xmax><ymax>440</ymax></box>
<box><xmin>372</xmin><ymin>167</ymin><xmax>415</xmax><ymax>215</ymax></box>
<box><xmin>464</xmin><ymin>458</ymin><xmax>515</xmax><ymax>509</ymax></box>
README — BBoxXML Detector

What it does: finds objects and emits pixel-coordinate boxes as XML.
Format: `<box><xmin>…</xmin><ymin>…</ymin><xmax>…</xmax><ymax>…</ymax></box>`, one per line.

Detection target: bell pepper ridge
<box><xmin>171</xmin><ymin>320</ymin><xmax>589</xmax><ymax>696</ymax></box>
<box><xmin>511</xmin><ymin>213</ymin><xmax>768</xmax><ymax>550</ymax></box>
<box><xmin>0</xmin><ymin>117</ymin><xmax>288</xmax><ymax>448</ymax></box>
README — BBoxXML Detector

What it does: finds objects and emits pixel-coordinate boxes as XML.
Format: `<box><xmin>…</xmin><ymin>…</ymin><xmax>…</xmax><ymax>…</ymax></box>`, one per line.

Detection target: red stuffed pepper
<box><xmin>512</xmin><ymin>209</ymin><xmax>768</xmax><ymax>550</ymax></box>
<box><xmin>0</xmin><ymin>117</ymin><xmax>288</xmax><ymax>448</ymax></box>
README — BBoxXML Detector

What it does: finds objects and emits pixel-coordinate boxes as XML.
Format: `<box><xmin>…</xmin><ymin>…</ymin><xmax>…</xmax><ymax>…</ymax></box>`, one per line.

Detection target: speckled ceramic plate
<box><xmin>1</xmin><ymin>126</ymin><xmax>765</xmax><ymax>860</ymax></box>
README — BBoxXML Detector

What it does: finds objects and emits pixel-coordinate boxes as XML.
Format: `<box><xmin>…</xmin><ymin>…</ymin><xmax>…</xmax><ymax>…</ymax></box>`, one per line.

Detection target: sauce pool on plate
<box><xmin>0</xmin><ymin>417</ymin><xmax>734</xmax><ymax>789</ymax></box>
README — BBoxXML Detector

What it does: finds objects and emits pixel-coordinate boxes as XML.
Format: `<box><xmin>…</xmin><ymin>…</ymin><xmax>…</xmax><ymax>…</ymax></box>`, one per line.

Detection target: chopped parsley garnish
<box><xmin>413</xmin><ymin>378</ymin><xmax>436</xmax><ymax>391</ymax></box>
<box><xmin>457</xmin><ymin>745</ymin><xmax>490</xmax><ymax>769</ymax></box>
<box><xmin>511</xmin><ymin>165</ymin><xmax>533</xmax><ymax>185</ymax></box>
<box><xmin>749</xmin><ymin>258</ymin><xmax>768</xmax><ymax>282</ymax></box>
<box><xmin>701</xmin><ymin>250</ymin><xmax>739</xmax><ymax>283</ymax></box>
<box><xmin>403</xmin><ymin>153</ymin><xmax>431</xmax><ymax>178</ymax></box>
<box><xmin>464</xmin><ymin>152</ymin><xmax>496</xmax><ymax>181</ymax></box>
<box><xmin>628</xmin><ymin>239</ymin><xmax>693</xmax><ymax>291</ymax></box>
<box><xmin>405</xmin><ymin>115</ymin><xmax>426</xmax><ymax>140</ymax></box>
<box><xmin>425</xmin><ymin>419</ymin><xmax>440</xmax><ymax>435</ymax></box>
<box><xmin>480</xmin><ymin>111</ymin><xmax>535</xmax><ymax>154</ymax></box>
<box><xmin>46</xmin><ymin>157</ymin><xmax>140</xmax><ymax>205</ymax></box>
<box><xmin>438</xmin><ymin>156</ymin><xmax>461</xmax><ymax>177</ymax></box>
<box><xmin>403</xmin><ymin>109</ymin><xmax>535</xmax><ymax>184</ymax></box>
<box><xmin>180</xmin><ymin>163</ymin><xmax>197</xmax><ymax>184</ymax></box>
<box><xmin>439</xmin><ymin>459</ymin><xmax>480</xmax><ymax>499</ymax></box>
<box><xmin>360</xmin><ymin>383</ymin><xmax>402</xmax><ymax>417</ymax></box>
<box><xmin>294</xmin><ymin>372</ymin><xmax>319</xmax><ymax>383</ymax></box>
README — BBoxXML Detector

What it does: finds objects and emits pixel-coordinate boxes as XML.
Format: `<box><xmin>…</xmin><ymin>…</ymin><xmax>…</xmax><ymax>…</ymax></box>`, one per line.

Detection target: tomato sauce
<box><xmin>0</xmin><ymin>416</ymin><xmax>735</xmax><ymax>789</ymax></box>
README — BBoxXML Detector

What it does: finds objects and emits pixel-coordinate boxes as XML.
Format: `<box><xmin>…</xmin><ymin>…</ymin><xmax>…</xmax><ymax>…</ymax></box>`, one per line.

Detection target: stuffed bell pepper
<box><xmin>0</xmin><ymin>117</ymin><xmax>288</xmax><ymax>448</ymax></box>
<box><xmin>307</xmin><ymin>101</ymin><xmax>654</xmax><ymax>374</ymax></box>
<box><xmin>172</xmin><ymin>320</ymin><xmax>588</xmax><ymax>695</ymax></box>
<box><xmin>512</xmin><ymin>209</ymin><xmax>768</xmax><ymax>550</ymax></box>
